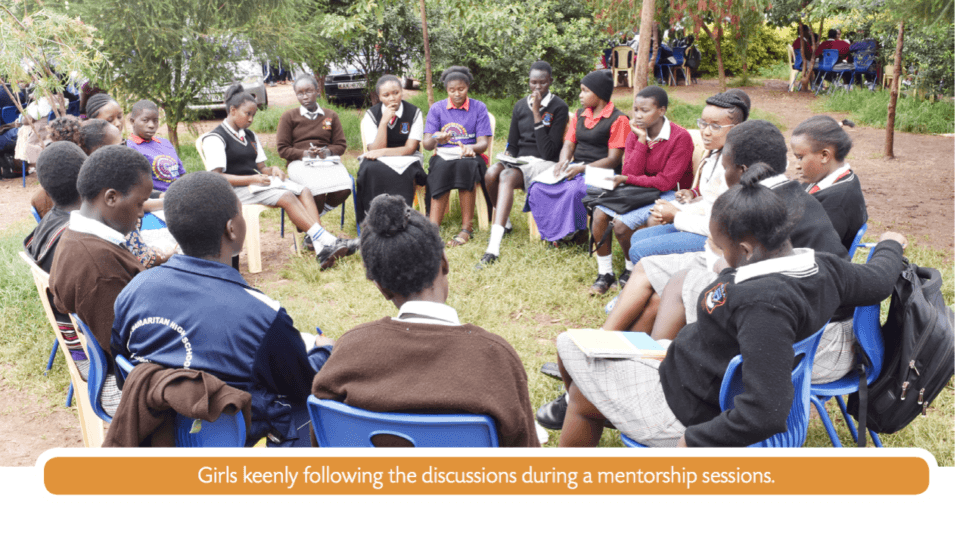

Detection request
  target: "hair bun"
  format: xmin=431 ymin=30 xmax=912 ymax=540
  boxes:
xmin=223 ymin=83 xmax=245 ymax=104
xmin=739 ymin=162 xmax=775 ymax=189
xmin=366 ymin=194 xmax=411 ymax=237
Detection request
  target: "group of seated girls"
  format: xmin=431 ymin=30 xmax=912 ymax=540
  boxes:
xmin=26 ymin=62 xmax=896 ymax=448
xmin=26 ymin=135 xmax=539 ymax=445
xmin=535 ymin=114 xmax=888 ymax=447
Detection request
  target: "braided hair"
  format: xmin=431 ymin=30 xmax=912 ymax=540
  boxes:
xmin=705 ymin=90 xmax=750 ymax=123
xmin=792 ymin=115 xmax=853 ymax=161
xmin=84 ymin=93 xmax=117 ymax=119
xmin=47 ymin=115 xmax=83 ymax=146
xmin=360 ymin=194 xmax=444 ymax=297
xmin=712 ymin=163 xmax=796 ymax=252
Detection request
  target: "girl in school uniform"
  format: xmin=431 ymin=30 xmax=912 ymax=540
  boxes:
xmin=525 ymin=70 xmax=630 ymax=282
xmin=422 ymin=66 xmax=493 ymax=247
xmin=276 ymin=74 xmax=353 ymax=234
xmin=202 ymin=83 xmax=358 ymax=269
xmin=554 ymin=164 xmax=907 ymax=448
xmin=356 ymin=75 xmax=427 ymax=226
xmin=790 ymin=115 xmax=867 ymax=252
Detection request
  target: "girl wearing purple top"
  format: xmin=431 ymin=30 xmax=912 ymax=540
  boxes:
xmin=125 ymin=99 xmax=187 ymax=192
xmin=423 ymin=66 xmax=493 ymax=247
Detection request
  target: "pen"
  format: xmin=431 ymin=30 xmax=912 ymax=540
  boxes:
xmin=315 ymin=326 xmax=323 ymax=336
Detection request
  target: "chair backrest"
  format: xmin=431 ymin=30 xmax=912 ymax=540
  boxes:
xmin=2 ymin=105 xmax=18 ymax=125
xmin=848 ymin=222 xmax=868 ymax=258
xmin=195 ymin=135 xmax=210 ymax=170
xmin=486 ymin=111 xmax=496 ymax=160
xmin=672 ymin=46 xmax=686 ymax=65
xmin=718 ymin=325 xmax=826 ymax=447
xmin=689 ymin=129 xmax=705 ymax=184
xmin=18 ymin=252 xmax=73 ymax=360
xmin=611 ymin=45 xmax=634 ymax=69
xmin=114 ymin=354 xmax=247 ymax=447
xmin=307 ymin=395 xmax=499 ymax=447
xmin=851 ymin=244 xmax=885 ymax=385
xmin=853 ymin=51 xmax=875 ymax=72
xmin=818 ymin=48 xmax=840 ymax=70
xmin=70 ymin=315 xmax=113 ymax=422
xmin=792 ymin=48 xmax=803 ymax=70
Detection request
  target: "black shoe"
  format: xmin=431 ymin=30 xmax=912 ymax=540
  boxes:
xmin=474 ymin=252 xmax=498 ymax=270
xmin=504 ymin=223 xmax=513 ymax=235
xmin=540 ymin=362 xmax=562 ymax=381
xmin=617 ymin=270 xmax=632 ymax=288
xmin=316 ymin=238 xmax=359 ymax=270
xmin=841 ymin=119 xmax=856 ymax=128
xmin=536 ymin=393 xmax=568 ymax=430
xmin=301 ymin=235 xmax=315 ymax=252
xmin=590 ymin=273 xmax=616 ymax=296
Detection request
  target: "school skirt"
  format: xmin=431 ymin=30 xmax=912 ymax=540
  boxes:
xmin=355 ymin=158 xmax=426 ymax=226
xmin=426 ymin=154 xmax=487 ymax=199
xmin=287 ymin=160 xmax=353 ymax=196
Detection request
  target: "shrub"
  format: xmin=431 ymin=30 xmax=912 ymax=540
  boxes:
xmin=695 ymin=23 xmax=792 ymax=78
xmin=418 ymin=0 xmax=605 ymax=105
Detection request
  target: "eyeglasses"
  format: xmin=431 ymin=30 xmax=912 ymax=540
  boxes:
xmin=696 ymin=118 xmax=736 ymax=131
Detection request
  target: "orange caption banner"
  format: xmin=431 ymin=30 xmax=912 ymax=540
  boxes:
xmin=45 ymin=456 xmax=928 ymax=496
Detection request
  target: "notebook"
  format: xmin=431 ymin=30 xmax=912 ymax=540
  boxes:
xmin=566 ymin=329 xmax=667 ymax=360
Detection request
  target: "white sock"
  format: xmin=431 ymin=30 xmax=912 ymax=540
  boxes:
xmin=307 ymin=223 xmax=337 ymax=247
xmin=625 ymin=260 xmax=635 ymax=272
xmin=318 ymin=203 xmax=335 ymax=218
xmin=597 ymin=255 xmax=614 ymax=276
xmin=506 ymin=217 xmax=513 ymax=230
xmin=564 ymin=393 xmax=570 ymax=403
xmin=486 ymin=225 xmax=505 ymax=257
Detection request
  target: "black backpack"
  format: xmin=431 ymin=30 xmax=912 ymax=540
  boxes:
xmin=847 ymin=258 xmax=955 ymax=444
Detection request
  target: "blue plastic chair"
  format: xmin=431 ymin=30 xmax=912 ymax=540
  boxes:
xmin=852 ymin=51 xmax=878 ymax=89
xmin=307 ymin=396 xmax=499 ymax=447
xmin=114 ymin=354 xmax=248 ymax=447
xmin=848 ymin=222 xmax=868 ymax=258
xmin=814 ymin=49 xmax=840 ymax=95
xmin=791 ymin=48 xmax=803 ymax=71
xmin=70 ymin=315 xmax=114 ymax=422
xmin=621 ymin=326 xmax=826 ymax=448
xmin=809 ymin=245 xmax=885 ymax=448
xmin=1 ymin=105 xmax=18 ymax=124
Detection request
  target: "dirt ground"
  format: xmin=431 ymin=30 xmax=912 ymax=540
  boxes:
xmin=0 ymin=79 xmax=954 ymax=464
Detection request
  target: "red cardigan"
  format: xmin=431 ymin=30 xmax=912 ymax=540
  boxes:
xmin=622 ymin=121 xmax=694 ymax=192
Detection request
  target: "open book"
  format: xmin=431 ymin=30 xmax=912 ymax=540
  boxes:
xmin=248 ymin=176 xmax=305 ymax=195
xmin=436 ymin=146 xmax=464 ymax=161
xmin=584 ymin=166 xmax=616 ymax=190
xmin=566 ymin=329 xmax=667 ymax=360
xmin=496 ymin=152 xmax=528 ymax=166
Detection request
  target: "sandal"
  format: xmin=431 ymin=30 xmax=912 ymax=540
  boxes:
xmin=447 ymin=228 xmax=473 ymax=247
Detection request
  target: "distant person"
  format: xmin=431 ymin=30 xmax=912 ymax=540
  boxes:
xmin=84 ymin=93 xmax=124 ymax=132
xmin=125 ymin=99 xmax=186 ymax=192
xmin=313 ymin=194 xmax=540 ymax=447
xmin=355 ymin=74 xmax=426 ymax=226
xmin=112 ymin=172 xmax=333 ymax=446
xmin=478 ymin=61 xmax=569 ymax=268
xmin=49 ymin=145 xmax=153 ymax=416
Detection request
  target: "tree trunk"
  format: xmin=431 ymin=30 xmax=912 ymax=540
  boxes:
xmin=633 ymin=0 xmax=656 ymax=89
xmin=419 ymin=0 xmax=434 ymax=105
xmin=168 ymin=120 xmax=180 ymax=154
xmin=703 ymin=21 xmax=725 ymax=92
xmin=884 ymin=21 xmax=905 ymax=160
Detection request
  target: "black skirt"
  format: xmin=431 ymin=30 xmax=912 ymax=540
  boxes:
xmin=355 ymin=159 xmax=426 ymax=226
xmin=426 ymin=154 xmax=488 ymax=199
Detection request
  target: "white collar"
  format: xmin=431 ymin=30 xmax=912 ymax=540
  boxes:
xmin=760 ymin=173 xmax=790 ymax=189
xmin=300 ymin=105 xmax=324 ymax=120
xmin=813 ymin=163 xmax=851 ymax=191
xmin=68 ymin=210 xmax=126 ymax=246
xmin=647 ymin=117 xmax=671 ymax=143
xmin=734 ymin=248 xmax=818 ymax=284
xmin=527 ymin=92 xmax=554 ymax=111
xmin=393 ymin=301 xmax=461 ymax=326
xmin=220 ymin=120 xmax=250 ymax=144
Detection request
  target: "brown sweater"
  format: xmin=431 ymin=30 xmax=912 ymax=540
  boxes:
xmin=312 ymin=318 xmax=540 ymax=447
xmin=276 ymin=107 xmax=347 ymax=165
xmin=103 ymin=362 xmax=252 ymax=447
xmin=49 ymin=228 xmax=145 ymax=355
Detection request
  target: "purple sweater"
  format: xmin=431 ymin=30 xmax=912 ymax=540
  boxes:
xmin=126 ymin=136 xmax=186 ymax=192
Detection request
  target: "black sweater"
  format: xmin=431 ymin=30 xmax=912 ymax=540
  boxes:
xmin=505 ymin=95 xmax=569 ymax=161
xmin=661 ymin=240 xmax=904 ymax=447
xmin=809 ymin=170 xmax=868 ymax=252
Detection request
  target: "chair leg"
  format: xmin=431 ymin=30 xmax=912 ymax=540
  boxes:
xmin=45 ymin=338 xmax=59 ymax=374
xmin=65 ymin=383 xmax=73 ymax=408
xmin=241 ymin=205 xmax=266 ymax=274
xmin=22 ymin=161 xmax=26 ymax=188
xmin=810 ymin=396 xmax=844 ymax=447
xmin=528 ymin=213 xmax=539 ymax=241
xmin=280 ymin=209 xmax=285 ymax=238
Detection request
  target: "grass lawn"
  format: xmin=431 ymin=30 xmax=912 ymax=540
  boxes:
xmin=1 ymin=89 xmax=953 ymax=463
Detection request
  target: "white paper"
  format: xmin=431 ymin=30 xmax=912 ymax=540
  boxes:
xmin=303 ymin=155 xmax=342 ymax=167
xmin=248 ymin=176 xmax=305 ymax=195
xmin=496 ymin=152 xmax=528 ymax=166
xmin=585 ymin=166 xmax=616 ymax=190
xmin=436 ymin=146 xmax=463 ymax=161
xmin=531 ymin=162 xmax=582 ymax=185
